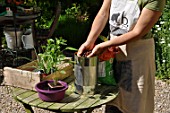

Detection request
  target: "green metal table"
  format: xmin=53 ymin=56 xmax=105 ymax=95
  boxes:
xmin=12 ymin=76 xmax=119 ymax=113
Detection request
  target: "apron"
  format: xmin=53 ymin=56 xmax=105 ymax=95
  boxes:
xmin=107 ymin=36 xmax=156 ymax=113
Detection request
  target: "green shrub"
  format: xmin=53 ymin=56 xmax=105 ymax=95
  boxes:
xmin=54 ymin=2 xmax=105 ymax=49
xmin=153 ymin=0 xmax=170 ymax=80
xmin=55 ymin=15 xmax=90 ymax=49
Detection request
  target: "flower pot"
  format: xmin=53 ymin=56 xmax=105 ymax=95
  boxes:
xmin=35 ymin=80 xmax=68 ymax=102
xmin=3 ymin=28 xmax=23 ymax=50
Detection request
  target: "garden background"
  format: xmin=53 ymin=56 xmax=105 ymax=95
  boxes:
xmin=0 ymin=0 xmax=169 ymax=113
xmin=0 ymin=0 xmax=169 ymax=80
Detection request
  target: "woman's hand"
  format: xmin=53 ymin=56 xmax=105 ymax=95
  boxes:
xmin=77 ymin=42 xmax=95 ymax=57
xmin=87 ymin=43 xmax=107 ymax=58
xmin=87 ymin=42 xmax=120 ymax=58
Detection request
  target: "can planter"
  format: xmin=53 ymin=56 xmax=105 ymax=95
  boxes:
xmin=35 ymin=80 xmax=68 ymax=102
xmin=3 ymin=28 xmax=23 ymax=50
xmin=74 ymin=53 xmax=98 ymax=95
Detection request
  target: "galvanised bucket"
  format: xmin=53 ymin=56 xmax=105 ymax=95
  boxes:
xmin=74 ymin=54 xmax=98 ymax=95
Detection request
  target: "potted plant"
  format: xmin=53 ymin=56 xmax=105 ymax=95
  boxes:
xmin=35 ymin=77 xmax=68 ymax=102
xmin=35 ymin=37 xmax=77 ymax=102
xmin=36 ymin=37 xmax=77 ymax=80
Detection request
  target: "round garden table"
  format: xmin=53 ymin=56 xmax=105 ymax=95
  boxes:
xmin=12 ymin=76 xmax=119 ymax=113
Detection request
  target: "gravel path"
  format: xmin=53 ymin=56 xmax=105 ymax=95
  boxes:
xmin=154 ymin=78 xmax=170 ymax=113
xmin=0 ymin=73 xmax=170 ymax=113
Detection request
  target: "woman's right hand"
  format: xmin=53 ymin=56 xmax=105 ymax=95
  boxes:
xmin=77 ymin=42 xmax=94 ymax=57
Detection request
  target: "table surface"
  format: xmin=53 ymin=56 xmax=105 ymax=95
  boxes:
xmin=12 ymin=76 xmax=119 ymax=112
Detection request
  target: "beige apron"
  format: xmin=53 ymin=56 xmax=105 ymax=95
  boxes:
xmin=108 ymin=37 xmax=155 ymax=113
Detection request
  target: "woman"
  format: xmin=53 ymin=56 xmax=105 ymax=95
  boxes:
xmin=77 ymin=0 xmax=166 ymax=113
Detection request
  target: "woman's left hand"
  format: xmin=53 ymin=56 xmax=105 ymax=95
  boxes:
xmin=87 ymin=42 xmax=120 ymax=58
xmin=87 ymin=43 xmax=107 ymax=58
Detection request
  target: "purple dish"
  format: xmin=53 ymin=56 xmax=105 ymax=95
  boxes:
xmin=35 ymin=80 xmax=68 ymax=102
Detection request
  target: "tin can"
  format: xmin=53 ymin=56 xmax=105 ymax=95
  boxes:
xmin=74 ymin=54 xmax=98 ymax=95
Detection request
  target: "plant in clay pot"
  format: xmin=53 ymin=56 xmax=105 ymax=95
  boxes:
xmin=36 ymin=37 xmax=77 ymax=80
xmin=35 ymin=37 xmax=77 ymax=102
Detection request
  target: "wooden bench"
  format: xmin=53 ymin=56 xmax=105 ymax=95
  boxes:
xmin=11 ymin=75 xmax=119 ymax=113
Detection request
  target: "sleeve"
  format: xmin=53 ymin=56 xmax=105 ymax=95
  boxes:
xmin=144 ymin=0 xmax=166 ymax=12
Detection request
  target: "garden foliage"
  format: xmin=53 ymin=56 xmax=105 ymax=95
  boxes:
xmin=2 ymin=0 xmax=169 ymax=80
xmin=153 ymin=0 xmax=170 ymax=79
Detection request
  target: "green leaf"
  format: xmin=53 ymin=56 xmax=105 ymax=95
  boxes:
xmin=65 ymin=47 xmax=78 ymax=51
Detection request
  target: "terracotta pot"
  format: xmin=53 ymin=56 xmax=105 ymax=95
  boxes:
xmin=35 ymin=80 xmax=68 ymax=102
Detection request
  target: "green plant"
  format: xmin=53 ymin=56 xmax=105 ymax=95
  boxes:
xmin=153 ymin=0 xmax=170 ymax=80
xmin=53 ymin=77 xmax=59 ymax=86
xmin=34 ymin=0 xmax=59 ymax=29
xmin=37 ymin=37 xmax=77 ymax=75
xmin=65 ymin=3 xmax=89 ymax=22
xmin=55 ymin=14 xmax=90 ymax=48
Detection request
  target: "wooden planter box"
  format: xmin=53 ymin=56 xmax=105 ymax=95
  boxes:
xmin=3 ymin=60 xmax=74 ymax=91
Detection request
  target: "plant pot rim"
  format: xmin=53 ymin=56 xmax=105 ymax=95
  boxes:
xmin=35 ymin=80 xmax=68 ymax=94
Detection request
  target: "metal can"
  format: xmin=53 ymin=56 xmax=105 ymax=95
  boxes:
xmin=74 ymin=54 xmax=98 ymax=95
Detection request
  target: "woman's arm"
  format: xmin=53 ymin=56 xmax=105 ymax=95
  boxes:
xmin=86 ymin=0 xmax=111 ymax=44
xmin=77 ymin=0 xmax=111 ymax=56
xmin=88 ymin=8 xmax=162 ymax=57
xmin=104 ymin=8 xmax=162 ymax=47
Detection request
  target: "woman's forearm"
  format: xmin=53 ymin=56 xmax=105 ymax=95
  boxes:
xmin=86 ymin=12 xmax=109 ymax=44
xmin=86 ymin=0 xmax=111 ymax=44
xmin=100 ymin=8 xmax=162 ymax=48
